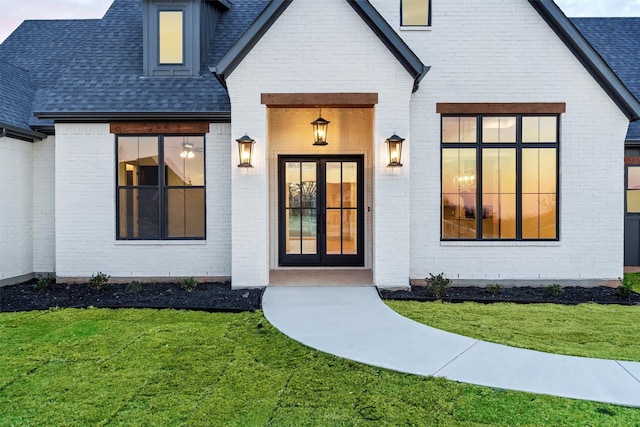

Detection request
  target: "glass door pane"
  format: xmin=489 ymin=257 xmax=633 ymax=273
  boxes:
xmin=325 ymin=161 xmax=359 ymax=255
xmin=285 ymin=162 xmax=317 ymax=254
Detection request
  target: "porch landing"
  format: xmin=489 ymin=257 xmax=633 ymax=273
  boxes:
xmin=269 ymin=269 xmax=373 ymax=287
xmin=262 ymin=286 xmax=640 ymax=407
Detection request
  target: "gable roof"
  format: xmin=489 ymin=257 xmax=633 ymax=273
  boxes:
xmin=213 ymin=0 xmax=430 ymax=93
xmin=571 ymin=17 xmax=640 ymax=142
xmin=528 ymin=0 xmax=640 ymax=122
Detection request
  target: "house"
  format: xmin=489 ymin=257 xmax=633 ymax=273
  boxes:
xmin=1 ymin=0 xmax=639 ymax=289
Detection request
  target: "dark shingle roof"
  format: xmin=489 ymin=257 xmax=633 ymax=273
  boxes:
xmin=0 ymin=61 xmax=36 ymax=129
xmin=572 ymin=18 xmax=640 ymax=141
xmin=0 ymin=0 xmax=269 ymax=125
xmin=3 ymin=0 xmax=640 ymax=138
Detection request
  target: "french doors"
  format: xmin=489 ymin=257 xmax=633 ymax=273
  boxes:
xmin=278 ymin=155 xmax=364 ymax=266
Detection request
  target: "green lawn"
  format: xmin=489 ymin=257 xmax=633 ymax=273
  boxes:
xmin=387 ymin=301 xmax=640 ymax=361
xmin=624 ymin=271 xmax=640 ymax=293
xmin=1 ymin=308 xmax=640 ymax=426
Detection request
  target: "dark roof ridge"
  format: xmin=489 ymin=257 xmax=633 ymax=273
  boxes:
xmin=529 ymin=0 xmax=640 ymax=121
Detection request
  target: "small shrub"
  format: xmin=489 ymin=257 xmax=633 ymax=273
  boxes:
xmin=425 ymin=273 xmax=451 ymax=301
xmin=547 ymin=284 xmax=563 ymax=297
xmin=88 ymin=272 xmax=110 ymax=290
xmin=36 ymin=274 xmax=54 ymax=290
xmin=486 ymin=284 xmax=502 ymax=296
xmin=617 ymin=277 xmax=633 ymax=300
xmin=181 ymin=277 xmax=198 ymax=293
xmin=129 ymin=280 xmax=143 ymax=294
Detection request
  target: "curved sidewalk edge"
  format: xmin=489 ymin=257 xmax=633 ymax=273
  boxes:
xmin=262 ymin=286 xmax=640 ymax=407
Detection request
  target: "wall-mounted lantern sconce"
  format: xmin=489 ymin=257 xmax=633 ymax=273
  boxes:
xmin=180 ymin=142 xmax=196 ymax=159
xmin=311 ymin=109 xmax=329 ymax=146
xmin=386 ymin=134 xmax=404 ymax=167
xmin=236 ymin=135 xmax=255 ymax=168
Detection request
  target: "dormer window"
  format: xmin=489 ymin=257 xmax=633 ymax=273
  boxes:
xmin=143 ymin=0 xmax=197 ymax=77
xmin=401 ymin=0 xmax=431 ymax=27
xmin=142 ymin=0 xmax=229 ymax=76
xmin=159 ymin=10 xmax=184 ymax=65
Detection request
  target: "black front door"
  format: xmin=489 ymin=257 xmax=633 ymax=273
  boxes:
xmin=279 ymin=155 xmax=364 ymax=266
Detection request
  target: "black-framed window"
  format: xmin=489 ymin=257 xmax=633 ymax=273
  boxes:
xmin=401 ymin=0 xmax=431 ymax=26
xmin=116 ymin=135 xmax=205 ymax=240
xmin=441 ymin=115 xmax=559 ymax=241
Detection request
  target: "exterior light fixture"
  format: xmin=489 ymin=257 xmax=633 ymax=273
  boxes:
xmin=311 ymin=109 xmax=329 ymax=146
xmin=386 ymin=134 xmax=404 ymax=167
xmin=180 ymin=142 xmax=196 ymax=159
xmin=236 ymin=134 xmax=255 ymax=168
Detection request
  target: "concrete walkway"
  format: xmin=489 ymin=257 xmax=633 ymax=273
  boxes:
xmin=262 ymin=286 xmax=640 ymax=407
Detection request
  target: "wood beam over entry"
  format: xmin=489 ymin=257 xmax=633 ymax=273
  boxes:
xmin=261 ymin=93 xmax=378 ymax=108
xmin=110 ymin=121 xmax=210 ymax=134
xmin=436 ymin=103 xmax=566 ymax=114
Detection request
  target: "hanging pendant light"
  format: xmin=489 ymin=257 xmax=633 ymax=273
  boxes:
xmin=180 ymin=141 xmax=195 ymax=159
xmin=311 ymin=109 xmax=329 ymax=146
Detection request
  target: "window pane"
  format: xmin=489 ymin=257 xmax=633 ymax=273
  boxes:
xmin=301 ymin=208 xmax=317 ymax=255
xmin=539 ymin=194 xmax=557 ymax=239
xmin=522 ymin=149 xmax=557 ymax=194
xmin=164 ymin=136 xmax=205 ymax=186
xmin=165 ymin=188 xmax=205 ymax=238
xmin=118 ymin=188 xmax=160 ymax=239
xmin=443 ymin=116 xmax=477 ymax=143
xmin=118 ymin=137 xmax=158 ymax=186
xmin=326 ymin=209 xmax=341 ymax=254
xmin=442 ymin=149 xmax=477 ymax=239
xmin=286 ymin=162 xmax=301 ymax=208
xmin=482 ymin=116 xmax=516 ymax=143
xmin=628 ymin=167 xmax=640 ymax=189
xmin=523 ymin=116 xmax=558 ymax=143
xmin=343 ymin=209 xmax=358 ymax=254
xmin=482 ymin=194 xmax=516 ymax=239
xmin=482 ymin=149 xmax=516 ymax=194
xmin=342 ymin=162 xmax=358 ymax=208
xmin=628 ymin=191 xmax=640 ymax=213
xmin=326 ymin=162 xmax=341 ymax=209
xmin=402 ymin=0 xmax=429 ymax=25
xmin=482 ymin=149 xmax=516 ymax=239
xmin=159 ymin=11 xmax=183 ymax=64
xmin=522 ymin=149 xmax=557 ymax=239
xmin=522 ymin=194 xmax=557 ymax=239
xmin=286 ymin=209 xmax=301 ymax=254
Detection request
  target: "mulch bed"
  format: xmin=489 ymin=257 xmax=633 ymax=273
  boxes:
xmin=2 ymin=280 xmax=638 ymax=313
xmin=379 ymin=285 xmax=640 ymax=305
xmin=0 ymin=281 xmax=262 ymax=313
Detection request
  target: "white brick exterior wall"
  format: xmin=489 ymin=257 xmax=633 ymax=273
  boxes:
xmin=224 ymin=0 xmax=628 ymax=287
xmin=33 ymin=136 xmax=56 ymax=274
xmin=0 ymin=136 xmax=34 ymax=284
xmin=54 ymin=123 xmax=231 ymax=281
xmin=369 ymin=0 xmax=628 ymax=282
xmin=226 ymin=0 xmax=414 ymax=288
xmin=8 ymin=0 xmax=627 ymax=288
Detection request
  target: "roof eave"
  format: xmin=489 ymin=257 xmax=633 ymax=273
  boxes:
xmin=347 ymin=0 xmax=429 ymax=93
xmin=0 ymin=122 xmax=47 ymax=142
xmin=529 ymin=0 xmax=640 ymax=121
xmin=34 ymin=111 xmax=232 ymax=123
